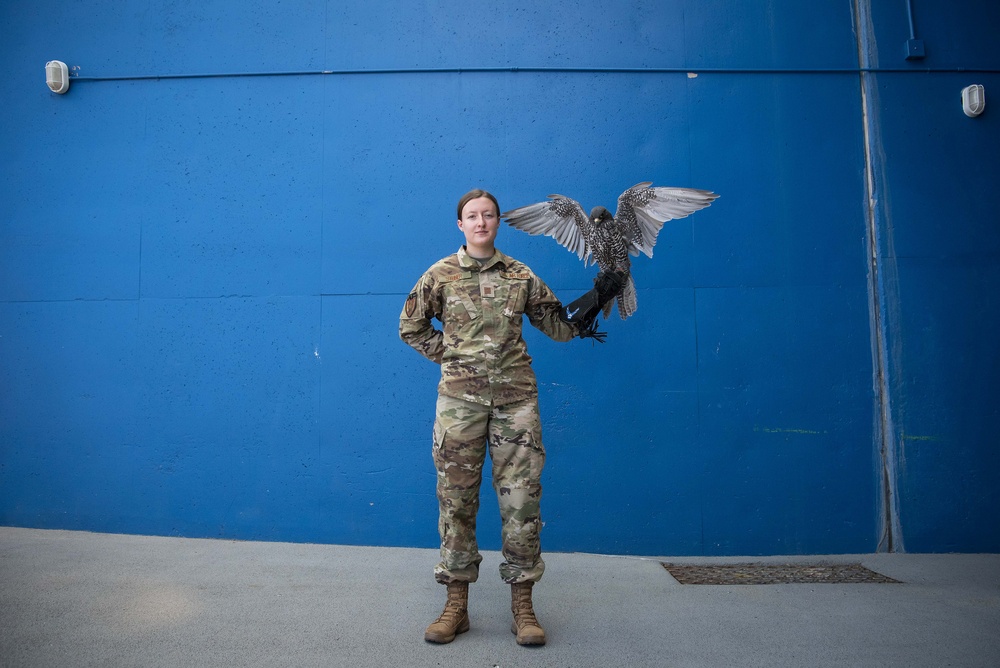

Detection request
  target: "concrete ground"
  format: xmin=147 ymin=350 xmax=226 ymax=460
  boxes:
xmin=1 ymin=526 xmax=998 ymax=667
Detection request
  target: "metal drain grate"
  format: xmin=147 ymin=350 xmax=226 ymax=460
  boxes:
xmin=661 ymin=562 xmax=900 ymax=585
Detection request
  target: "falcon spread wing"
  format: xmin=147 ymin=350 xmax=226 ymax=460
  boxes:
xmin=501 ymin=195 xmax=598 ymax=266
xmin=615 ymin=182 xmax=720 ymax=258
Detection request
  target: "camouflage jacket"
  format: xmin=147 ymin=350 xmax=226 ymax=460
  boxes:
xmin=400 ymin=246 xmax=578 ymax=406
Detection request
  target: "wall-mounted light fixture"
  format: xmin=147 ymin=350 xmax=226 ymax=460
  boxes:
xmin=45 ymin=60 xmax=69 ymax=94
xmin=962 ymin=84 xmax=986 ymax=118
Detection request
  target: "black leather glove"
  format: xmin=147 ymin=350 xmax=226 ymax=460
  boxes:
xmin=561 ymin=269 xmax=628 ymax=343
xmin=594 ymin=269 xmax=627 ymax=309
xmin=577 ymin=316 xmax=607 ymax=343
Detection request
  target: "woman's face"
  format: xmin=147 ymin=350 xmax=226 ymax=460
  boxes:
xmin=458 ymin=196 xmax=500 ymax=253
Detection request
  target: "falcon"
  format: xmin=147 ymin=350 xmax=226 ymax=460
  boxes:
xmin=502 ymin=182 xmax=719 ymax=319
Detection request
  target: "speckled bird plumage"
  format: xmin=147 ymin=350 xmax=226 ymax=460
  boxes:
xmin=502 ymin=182 xmax=719 ymax=319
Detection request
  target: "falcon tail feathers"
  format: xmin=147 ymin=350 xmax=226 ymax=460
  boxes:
xmin=617 ymin=273 xmax=638 ymax=320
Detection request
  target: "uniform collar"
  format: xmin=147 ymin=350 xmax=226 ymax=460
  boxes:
xmin=458 ymin=246 xmax=510 ymax=272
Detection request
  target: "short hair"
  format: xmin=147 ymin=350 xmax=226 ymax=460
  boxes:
xmin=456 ymin=189 xmax=500 ymax=220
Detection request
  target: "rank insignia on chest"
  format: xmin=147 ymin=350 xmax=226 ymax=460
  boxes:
xmin=482 ymin=285 xmax=495 ymax=298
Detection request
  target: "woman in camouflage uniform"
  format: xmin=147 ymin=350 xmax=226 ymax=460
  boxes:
xmin=400 ymin=189 xmax=618 ymax=646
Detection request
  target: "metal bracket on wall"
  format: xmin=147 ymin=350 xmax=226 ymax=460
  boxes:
xmin=904 ymin=0 xmax=926 ymax=60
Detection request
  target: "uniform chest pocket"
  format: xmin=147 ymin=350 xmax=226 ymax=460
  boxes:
xmin=440 ymin=277 xmax=480 ymax=326
xmin=501 ymin=279 xmax=530 ymax=318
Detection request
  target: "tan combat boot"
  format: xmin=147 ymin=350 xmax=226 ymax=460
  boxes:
xmin=510 ymin=581 xmax=546 ymax=645
xmin=424 ymin=581 xmax=470 ymax=643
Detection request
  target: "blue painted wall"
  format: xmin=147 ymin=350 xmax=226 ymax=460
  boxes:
xmin=1 ymin=1 xmax=997 ymax=555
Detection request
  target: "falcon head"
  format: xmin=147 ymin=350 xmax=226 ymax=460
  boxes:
xmin=590 ymin=206 xmax=614 ymax=226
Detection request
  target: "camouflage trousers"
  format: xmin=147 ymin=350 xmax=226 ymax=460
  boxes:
xmin=432 ymin=393 xmax=546 ymax=585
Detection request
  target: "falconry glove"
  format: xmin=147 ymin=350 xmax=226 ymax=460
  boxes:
xmin=594 ymin=269 xmax=627 ymax=305
xmin=561 ymin=270 xmax=628 ymax=343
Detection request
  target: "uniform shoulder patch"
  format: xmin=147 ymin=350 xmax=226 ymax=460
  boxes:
xmin=404 ymin=291 xmax=417 ymax=317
